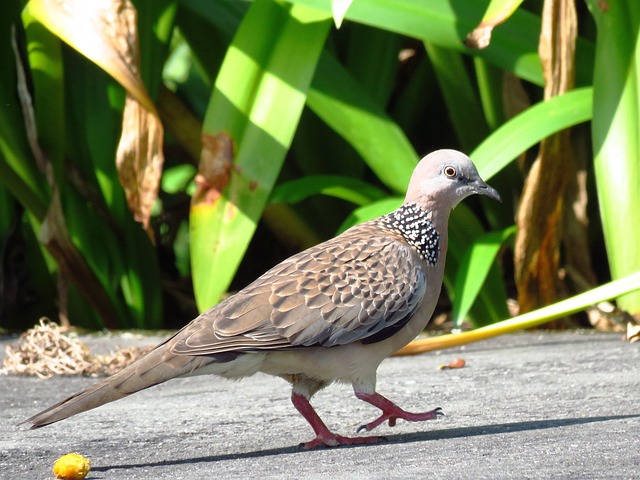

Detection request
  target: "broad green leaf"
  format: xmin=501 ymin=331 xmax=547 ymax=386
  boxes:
xmin=308 ymin=51 xmax=418 ymax=193
xmin=474 ymin=57 xmax=506 ymax=130
xmin=345 ymin=24 xmax=401 ymax=107
xmin=63 ymin=52 xmax=162 ymax=329
xmin=452 ymin=225 xmax=516 ymax=328
xmin=270 ymin=175 xmax=387 ymax=206
xmin=331 ymin=0 xmax=352 ymax=28
xmin=162 ymin=164 xmax=197 ymax=194
xmin=337 ymin=197 xmax=403 ymax=232
xmin=471 ymin=87 xmax=593 ymax=180
xmin=285 ymin=0 xmax=595 ymax=87
xmin=23 ymin=12 xmax=65 ymax=173
xmin=424 ymin=42 xmax=489 ymax=151
xmin=587 ymin=0 xmax=640 ymax=314
xmin=447 ymin=205 xmax=509 ymax=326
xmin=0 ymin=2 xmax=48 ymax=219
xmin=285 ymin=0 xmax=540 ymax=83
xmin=190 ymin=0 xmax=331 ymax=310
xmin=481 ymin=0 xmax=525 ymax=22
xmin=134 ymin=0 xmax=177 ymax=99
xmin=177 ymin=0 xmax=247 ymax=85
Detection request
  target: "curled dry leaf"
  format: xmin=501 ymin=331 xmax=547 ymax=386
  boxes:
xmin=438 ymin=358 xmax=466 ymax=370
xmin=116 ymin=96 xmax=164 ymax=231
xmin=29 ymin=0 xmax=165 ymax=232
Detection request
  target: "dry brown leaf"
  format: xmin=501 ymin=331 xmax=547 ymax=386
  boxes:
xmin=116 ymin=96 xmax=164 ymax=231
xmin=29 ymin=0 xmax=165 ymax=232
xmin=514 ymin=0 xmax=579 ymax=315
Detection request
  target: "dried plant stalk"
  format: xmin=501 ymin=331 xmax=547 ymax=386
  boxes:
xmin=2 ymin=319 xmax=152 ymax=378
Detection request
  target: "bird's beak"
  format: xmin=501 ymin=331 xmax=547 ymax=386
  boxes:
xmin=472 ymin=180 xmax=501 ymax=202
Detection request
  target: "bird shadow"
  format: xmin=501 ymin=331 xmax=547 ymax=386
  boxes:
xmin=92 ymin=414 xmax=640 ymax=472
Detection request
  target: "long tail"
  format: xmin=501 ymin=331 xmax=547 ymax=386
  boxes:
xmin=21 ymin=341 xmax=210 ymax=429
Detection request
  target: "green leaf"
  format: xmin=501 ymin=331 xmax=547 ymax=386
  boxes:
xmin=447 ymin=205 xmax=509 ymax=326
xmin=190 ymin=0 xmax=331 ymax=310
xmin=344 ymin=24 xmax=401 ymax=107
xmin=471 ymin=87 xmax=593 ymax=180
xmin=270 ymin=175 xmax=387 ymax=206
xmin=452 ymin=225 xmax=515 ymax=328
xmin=286 ymin=0 xmax=542 ymax=84
xmin=162 ymin=164 xmax=196 ymax=194
xmin=587 ymin=0 xmax=640 ymax=314
xmin=308 ymin=51 xmax=418 ymax=193
xmin=337 ymin=197 xmax=403 ymax=232
xmin=331 ymin=0 xmax=352 ymax=28
xmin=0 ymin=2 xmax=49 ymax=219
xmin=479 ymin=0 xmax=525 ymax=23
xmin=424 ymin=42 xmax=489 ymax=151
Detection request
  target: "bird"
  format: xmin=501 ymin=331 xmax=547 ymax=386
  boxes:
xmin=22 ymin=149 xmax=500 ymax=449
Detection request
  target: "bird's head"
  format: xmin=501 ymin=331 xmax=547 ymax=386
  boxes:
xmin=405 ymin=149 xmax=501 ymax=212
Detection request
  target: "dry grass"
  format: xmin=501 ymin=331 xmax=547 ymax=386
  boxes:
xmin=2 ymin=318 xmax=152 ymax=378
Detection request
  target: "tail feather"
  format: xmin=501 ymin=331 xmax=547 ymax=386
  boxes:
xmin=21 ymin=343 xmax=210 ymax=428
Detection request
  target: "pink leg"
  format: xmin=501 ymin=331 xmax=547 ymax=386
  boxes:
xmin=355 ymin=391 xmax=444 ymax=432
xmin=291 ymin=393 xmax=382 ymax=449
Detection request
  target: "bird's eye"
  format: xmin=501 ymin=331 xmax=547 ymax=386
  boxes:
xmin=443 ymin=165 xmax=457 ymax=178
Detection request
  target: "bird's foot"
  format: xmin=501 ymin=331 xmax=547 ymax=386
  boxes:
xmin=292 ymin=392 xmax=386 ymax=450
xmin=355 ymin=392 xmax=444 ymax=433
xmin=301 ymin=433 xmax=384 ymax=450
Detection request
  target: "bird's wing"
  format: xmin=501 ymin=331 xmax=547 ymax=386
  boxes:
xmin=171 ymin=225 xmax=427 ymax=356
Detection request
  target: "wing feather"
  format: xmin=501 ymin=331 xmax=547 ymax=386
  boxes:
xmin=170 ymin=223 xmax=427 ymax=356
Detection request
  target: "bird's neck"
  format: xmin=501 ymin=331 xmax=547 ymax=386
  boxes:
xmin=380 ymin=202 xmax=450 ymax=267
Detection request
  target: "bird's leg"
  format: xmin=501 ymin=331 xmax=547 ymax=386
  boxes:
xmin=355 ymin=391 xmax=444 ymax=433
xmin=291 ymin=393 xmax=382 ymax=449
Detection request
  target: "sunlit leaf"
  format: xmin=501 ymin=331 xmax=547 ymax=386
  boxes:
xmin=331 ymin=0 xmax=352 ymax=28
xmin=162 ymin=164 xmax=197 ymax=194
xmin=586 ymin=0 xmax=640 ymax=314
xmin=471 ymin=87 xmax=593 ymax=180
xmin=452 ymin=225 xmax=516 ymax=328
xmin=190 ymin=0 xmax=331 ymax=310
xmin=308 ymin=52 xmax=418 ymax=193
xmin=337 ymin=197 xmax=403 ymax=232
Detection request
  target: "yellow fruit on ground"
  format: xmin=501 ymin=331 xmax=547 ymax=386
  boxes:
xmin=52 ymin=453 xmax=91 ymax=480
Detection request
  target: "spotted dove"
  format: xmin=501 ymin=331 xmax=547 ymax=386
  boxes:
xmin=22 ymin=149 xmax=500 ymax=448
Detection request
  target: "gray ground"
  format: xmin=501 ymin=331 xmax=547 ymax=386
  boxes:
xmin=1 ymin=331 xmax=639 ymax=479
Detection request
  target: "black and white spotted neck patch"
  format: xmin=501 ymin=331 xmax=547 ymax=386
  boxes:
xmin=380 ymin=202 xmax=440 ymax=265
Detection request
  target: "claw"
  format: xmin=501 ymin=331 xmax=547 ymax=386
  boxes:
xmin=354 ymin=392 xmax=444 ymax=433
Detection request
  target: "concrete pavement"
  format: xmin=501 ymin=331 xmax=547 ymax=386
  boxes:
xmin=1 ymin=331 xmax=639 ymax=479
